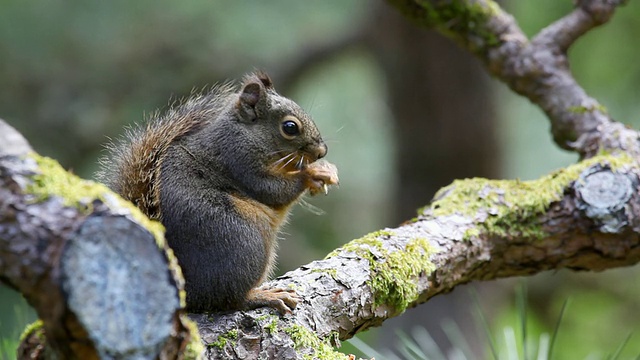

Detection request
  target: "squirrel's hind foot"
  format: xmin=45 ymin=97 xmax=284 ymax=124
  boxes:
xmin=246 ymin=287 xmax=300 ymax=315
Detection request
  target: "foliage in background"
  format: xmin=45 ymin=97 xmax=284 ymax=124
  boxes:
xmin=348 ymin=282 xmax=639 ymax=359
xmin=0 ymin=0 xmax=639 ymax=357
xmin=0 ymin=294 xmax=36 ymax=359
xmin=500 ymin=0 xmax=640 ymax=180
xmin=497 ymin=2 xmax=640 ymax=358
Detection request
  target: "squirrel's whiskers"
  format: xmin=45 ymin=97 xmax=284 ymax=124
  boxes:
xmin=271 ymin=152 xmax=295 ymax=167
xmin=278 ymin=153 xmax=299 ymax=172
xmin=296 ymin=155 xmax=305 ymax=171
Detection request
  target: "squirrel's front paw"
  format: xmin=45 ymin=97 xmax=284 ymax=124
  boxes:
xmin=245 ymin=287 xmax=300 ymax=315
xmin=304 ymin=159 xmax=339 ymax=196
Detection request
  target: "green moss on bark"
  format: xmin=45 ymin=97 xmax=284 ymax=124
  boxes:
xmin=24 ymin=154 xmax=187 ymax=307
xmin=209 ymin=328 xmax=239 ymax=349
xmin=388 ymin=0 xmax=502 ymax=51
xmin=25 ymin=154 xmax=166 ymax=244
xmin=327 ymin=231 xmax=437 ymax=314
xmin=284 ymin=324 xmax=348 ymax=360
xmin=427 ymin=154 xmax=634 ymax=240
xmin=19 ymin=320 xmax=44 ymax=342
xmin=255 ymin=314 xmax=280 ymax=334
xmin=568 ymin=104 xmax=607 ymax=114
xmin=181 ymin=315 xmax=205 ymax=359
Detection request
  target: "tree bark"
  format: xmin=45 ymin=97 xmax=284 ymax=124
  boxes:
xmin=193 ymin=153 xmax=640 ymax=359
xmin=2 ymin=0 xmax=638 ymax=359
xmin=0 ymin=121 xmax=199 ymax=359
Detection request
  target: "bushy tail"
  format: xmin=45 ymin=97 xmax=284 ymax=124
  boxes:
xmin=96 ymin=83 xmax=234 ymax=219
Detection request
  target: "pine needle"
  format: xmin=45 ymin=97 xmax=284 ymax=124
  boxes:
xmin=548 ymin=299 xmax=569 ymax=360
xmin=470 ymin=288 xmax=499 ymax=360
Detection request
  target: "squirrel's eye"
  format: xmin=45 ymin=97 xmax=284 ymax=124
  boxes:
xmin=282 ymin=121 xmax=299 ymax=135
xmin=280 ymin=117 xmax=301 ymax=139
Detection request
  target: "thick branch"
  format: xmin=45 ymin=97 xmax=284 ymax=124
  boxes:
xmin=196 ymin=154 xmax=640 ymax=359
xmin=385 ymin=0 xmax=637 ymax=158
xmin=6 ymin=120 xmax=639 ymax=359
xmin=0 ymin=120 xmax=198 ymax=359
xmin=2 ymin=3 xmax=639 ymax=358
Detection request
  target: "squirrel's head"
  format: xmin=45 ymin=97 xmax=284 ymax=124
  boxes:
xmin=235 ymin=71 xmax=327 ymax=172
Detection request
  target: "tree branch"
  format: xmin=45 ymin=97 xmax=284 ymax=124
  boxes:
xmin=195 ymin=154 xmax=640 ymax=359
xmin=0 ymin=120 xmax=200 ymax=359
xmin=3 ymin=1 xmax=640 ymax=359
xmin=534 ymin=0 xmax=624 ymax=50
xmin=6 ymin=116 xmax=639 ymax=359
xmin=385 ymin=0 xmax=636 ymax=158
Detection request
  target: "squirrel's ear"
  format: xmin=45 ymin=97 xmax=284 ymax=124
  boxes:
xmin=237 ymin=71 xmax=273 ymax=122
xmin=254 ymin=70 xmax=274 ymax=89
xmin=238 ymin=81 xmax=265 ymax=122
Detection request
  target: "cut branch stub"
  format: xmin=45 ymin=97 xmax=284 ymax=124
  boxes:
xmin=0 ymin=119 xmax=198 ymax=359
xmin=61 ymin=215 xmax=181 ymax=358
xmin=574 ymin=165 xmax=638 ymax=233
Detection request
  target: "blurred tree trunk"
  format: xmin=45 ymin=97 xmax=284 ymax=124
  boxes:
xmin=367 ymin=5 xmax=500 ymax=354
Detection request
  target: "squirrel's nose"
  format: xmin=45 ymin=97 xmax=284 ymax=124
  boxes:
xmin=314 ymin=142 xmax=327 ymax=160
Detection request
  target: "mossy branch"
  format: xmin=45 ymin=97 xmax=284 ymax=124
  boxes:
xmin=195 ymin=153 xmax=640 ymax=359
xmin=385 ymin=0 xmax=636 ymax=158
xmin=3 ymin=1 xmax=640 ymax=359
xmin=4 ymin=123 xmax=639 ymax=359
xmin=0 ymin=121 xmax=200 ymax=359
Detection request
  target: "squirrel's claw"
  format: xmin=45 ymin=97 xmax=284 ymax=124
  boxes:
xmin=305 ymin=159 xmax=339 ymax=196
xmin=246 ymin=287 xmax=300 ymax=315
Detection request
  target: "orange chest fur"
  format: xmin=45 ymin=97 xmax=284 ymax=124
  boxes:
xmin=228 ymin=194 xmax=292 ymax=249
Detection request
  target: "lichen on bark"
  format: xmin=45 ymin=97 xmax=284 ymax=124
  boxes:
xmin=23 ymin=153 xmax=188 ymax=306
xmin=425 ymin=153 xmax=636 ymax=240
xmin=327 ymin=230 xmax=438 ymax=314
xmin=26 ymin=153 xmax=166 ymax=246
xmin=386 ymin=0 xmax=503 ymax=52
xmin=284 ymin=324 xmax=348 ymax=360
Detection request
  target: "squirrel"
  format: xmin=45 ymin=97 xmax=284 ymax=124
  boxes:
xmin=97 ymin=71 xmax=338 ymax=314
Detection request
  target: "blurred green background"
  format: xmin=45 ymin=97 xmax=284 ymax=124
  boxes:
xmin=1 ymin=1 xmax=639 ymax=359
